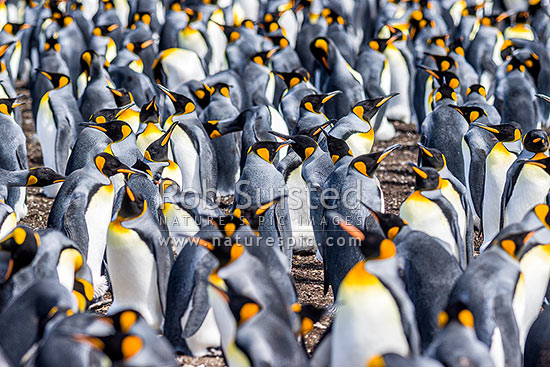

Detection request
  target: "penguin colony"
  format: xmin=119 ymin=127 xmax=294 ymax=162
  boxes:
xmin=1 ymin=0 xmax=550 ymax=366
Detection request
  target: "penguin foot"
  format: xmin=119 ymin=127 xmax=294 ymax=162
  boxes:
xmin=93 ymin=276 xmax=109 ymax=299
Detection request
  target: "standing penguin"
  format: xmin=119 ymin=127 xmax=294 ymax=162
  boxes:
xmin=0 ymin=98 xmax=26 ymax=220
xmin=36 ymin=70 xmax=82 ymax=198
xmin=473 ymin=123 xmax=522 ymax=246
xmin=400 ymin=164 xmax=467 ymax=269
xmin=107 ymin=186 xmax=173 ymax=330
xmin=157 ymin=85 xmax=217 ymax=201
xmin=48 ymin=153 xmax=137 ymax=298
xmin=309 ymin=36 xmax=365 ymax=119
xmin=330 ymin=229 xmax=420 ymax=366
xmin=200 ymin=83 xmax=241 ymax=197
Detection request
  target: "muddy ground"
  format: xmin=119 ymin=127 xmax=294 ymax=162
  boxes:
xmin=18 ymin=82 xmax=425 ymax=366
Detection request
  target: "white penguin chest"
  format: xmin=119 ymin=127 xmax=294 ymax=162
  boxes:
xmin=36 ymin=93 xmax=58 ymax=170
xmin=171 ymin=128 xmax=201 ymax=191
xmin=505 ymin=165 xmax=550 ymax=226
xmin=287 ymin=166 xmax=314 ymax=251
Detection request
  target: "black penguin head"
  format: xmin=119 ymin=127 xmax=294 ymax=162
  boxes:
xmin=421 ymin=67 xmax=460 ymax=89
xmin=466 ymin=84 xmax=487 ymax=99
xmin=189 ymin=82 xmax=211 ymax=109
xmin=462 ymin=3 xmax=484 ymax=17
xmin=450 ymin=105 xmax=487 ymax=124
xmin=79 ymin=50 xmax=96 ymax=75
xmin=300 ymin=91 xmax=341 ymax=114
xmin=250 ymin=50 xmax=274 ymax=66
xmin=78 ymin=328 xmax=144 ymax=362
xmin=472 ymin=122 xmax=522 ymax=142
xmin=321 ymin=8 xmax=346 ymax=26
xmin=156 ymin=84 xmax=195 ymax=115
xmin=533 ymin=204 xmax=550 ymax=230
xmin=94 ymin=153 xmax=137 ymax=177
xmin=204 ymin=120 xmax=223 ymax=139
xmin=332 ymin=222 xmax=397 ymax=260
xmin=425 ymin=52 xmax=456 ymax=72
xmin=368 ymin=37 xmax=397 ymax=53
xmin=310 ymin=37 xmax=331 ymax=71
xmin=295 ymin=304 xmax=325 ymax=336
xmin=298 ymin=120 xmax=332 ymax=139
xmin=125 ymin=39 xmax=154 ymax=55
xmin=72 ymin=261 xmax=93 ymax=312
xmin=495 ymin=230 xmax=537 ymax=260
xmin=26 ymin=167 xmax=65 ymax=186
xmin=323 ymin=130 xmax=353 ymax=164
xmin=130 ymin=11 xmax=153 ymax=29
xmin=206 ymin=83 xmax=231 ymax=99
xmin=139 ymin=97 xmax=159 ymax=124
xmin=226 ymin=292 xmax=262 ymax=327
xmin=448 ymin=37 xmax=465 ymax=56
xmin=438 ymin=302 xmax=475 ymax=329
xmin=92 ymin=23 xmax=119 ymax=37
xmin=234 ymin=197 xmax=281 ymax=231
xmin=248 ymin=141 xmax=290 ymax=163
xmin=523 ymin=129 xmax=549 ymax=153
xmin=427 ymin=35 xmax=449 ymax=50
xmin=89 ymin=105 xmax=131 ymax=123
xmin=107 ymin=87 xmax=134 ymax=107
xmin=0 ymin=226 xmax=39 ymax=281
xmin=418 ymin=143 xmax=446 ymax=171
xmin=276 ymin=71 xmax=309 ymax=90
xmin=219 ymin=24 xmax=242 ymax=44
xmin=144 ymin=122 xmax=178 ymax=162
xmin=117 ymin=186 xmax=147 ymax=220
xmin=288 ymin=135 xmax=319 ymax=161
xmin=265 ymin=33 xmax=290 ymax=49
xmin=0 ymin=97 xmax=23 ymax=115
xmin=433 ymin=85 xmax=457 ymax=104
xmin=352 ymin=94 xmax=399 ymax=123
xmin=409 ymin=164 xmax=441 ymax=191
xmin=81 ymin=120 xmax=133 ymax=142
xmin=44 ymin=33 xmax=61 ymax=52
xmin=37 ymin=69 xmax=70 ymax=89
xmin=506 ymin=55 xmax=527 ymax=73
xmin=2 ymin=23 xmax=30 ymax=36
xmin=408 ymin=11 xmax=435 ymax=39
xmin=361 ymin=203 xmax=407 ymax=240
xmin=516 ymin=10 xmax=530 ymax=24
xmin=350 ymin=144 xmax=400 ymax=177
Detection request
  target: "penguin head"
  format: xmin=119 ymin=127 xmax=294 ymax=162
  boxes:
xmin=2 ymin=23 xmax=30 ymax=36
xmin=358 ymin=232 xmax=397 ymax=260
xmin=450 ymin=105 xmax=487 ymax=124
xmin=466 ymin=84 xmax=487 ymax=100
xmin=226 ymin=293 xmax=262 ymax=327
xmin=472 ymin=122 xmax=522 ymax=142
xmin=462 ymin=3 xmax=484 ymax=17
xmin=350 ymin=144 xmax=401 ymax=177
xmin=79 ymin=50 xmax=96 ymax=76
xmin=505 ymin=55 xmax=529 ymax=74
xmin=37 ymin=69 xmax=70 ymax=89
xmin=448 ymin=37 xmax=465 ymax=57
xmin=234 ymin=196 xmax=282 ymax=231
xmin=409 ymin=164 xmax=441 ymax=191
xmin=139 ymin=97 xmax=159 ymax=124
xmin=125 ymin=39 xmax=154 ymax=55
xmin=78 ymin=328 xmax=145 ymax=363
xmin=117 ymin=186 xmax=147 ymax=221
xmin=89 ymin=105 xmax=132 ymax=123
xmin=265 ymin=32 xmax=290 ymax=49
xmin=81 ymin=120 xmax=133 ymax=142
xmin=248 ymin=141 xmax=291 ymax=163
xmin=100 ymin=0 xmax=116 ymax=11
xmin=295 ymin=304 xmax=325 ymax=336
xmin=0 ymin=97 xmax=23 ymax=115
xmin=26 ymin=167 xmax=65 ymax=186
xmin=285 ymin=134 xmax=319 ymax=161
xmin=276 ymin=70 xmax=309 ymax=90
xmin=206 ymin=83 xmax=232 ymax=99
xmin=299 ymin=120 xmax=332 ymax=140
xmin=94 ymin=153 xmax=137 ymax=177
xmin=130 ymin=12 xmax=153 ymax=30
xmin=300 ymin=91 xmax=341 ymax=114
xmin=533 ymin=204 xmax=550 ymax=230
xmin=421 ymin=67 xmax=460 ymax=90
xmin=156 ymin=84 xmax=195 ymax=115
xmin=368 ymin=37 xmax=397 ymax=54
xmin=72 ymin=261 xmax=93 ymax=312
xmin=361 ymin=203 xmax=407 ymax=240
xmin=92 ymin=23 xmax=119 ymax=38
xmin=425 ymin=53 xmax=457 ymax=72
xmin=408 ymin=11 xmax=435 ymax=40
xmin=0 ymin=226 xmax=39 ymax=281
xmin=495 ymin=230 xmax=538 ymax=259
xmin=523 ymin=129 xmax=549 ymax=153
xmin=418 ymin=143 xmax=446 ymax=171
xmin=204 ymin=120 xmax=223 ymax=139
xmin=427 ymin=35 xmax=449 ymax=51
xmin=433 ymin=85 xmax=457 ymax=104
xmin=438 ymin=302 xmax=475 ymax=329
xmin=144 ymin=122 xmax=178 ymax=162
xmin=322 ymin=130 xmax=353 ymax=164
xmin=250 ymin=50 xmax=274 ymax=66
xmin=310 ymin=37 xmax=331 ymax=71
xmin=321 ymin=8 xmax=346 ymax=26
xmin=529 ymin=0 xmax=543 ymax=12
xmin=188 ymin=82 xmax=211 ymax=109
xmin=107 ymin=87 xmax=134 ymax=107
xmin=352 ymin=94 xmax=399 ymax=123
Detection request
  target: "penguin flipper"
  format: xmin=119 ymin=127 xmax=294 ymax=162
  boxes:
xmin=63 ymin=194 xmax=89 ymax=254
xmin=15 ymin=145 xmax=27 ymax=170
xmin=152 ymin=237 xmax=175 ymax=314
xmin=493 ymin=293 xmax=522 ymax=366
xmin=182 ymin=254 xmax=217 ymax=338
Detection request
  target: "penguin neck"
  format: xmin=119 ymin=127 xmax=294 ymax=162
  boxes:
xmin=341 ymin=260 xmax=380 ymax=289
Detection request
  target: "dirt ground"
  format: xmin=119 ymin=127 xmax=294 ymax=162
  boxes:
xmin=18 ymin=82 xmax=421 ymax=366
